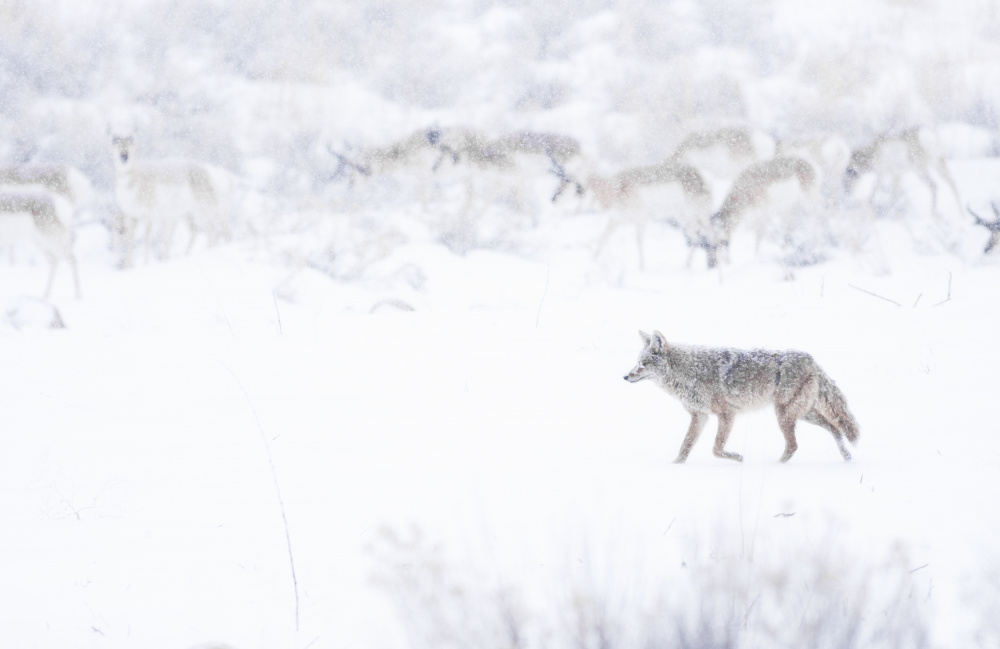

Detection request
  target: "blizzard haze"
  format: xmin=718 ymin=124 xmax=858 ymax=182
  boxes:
xmin=2 ymin=1 xmax=1000 ymax=649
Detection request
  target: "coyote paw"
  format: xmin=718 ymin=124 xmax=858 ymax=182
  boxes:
xmin=672 ymin=456 xmax=688 ymax=464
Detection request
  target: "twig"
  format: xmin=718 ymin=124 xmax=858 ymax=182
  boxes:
xmin=912 ymin=293 xmax=922 ymax=308
xmin=773 ymin=512 xmax=795 ymax=518
xmin=535 ymin=263 xmax=550 ymax=329
xmin=272 ymin=291 xmax=283 ymax=335
xmin=848 ymin=284 xmax=902 ymax=307
xmin=199 ymin=263 xmax=235 ymax=336
xmin=933 ymin=271 xmax=952 ymax=307
xmin=221 ymin=362 xmax=300 ymax=632
xmin=909 ymin=563 xmax=929 ymax=574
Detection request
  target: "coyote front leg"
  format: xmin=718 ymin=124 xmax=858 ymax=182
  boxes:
xmin=712 ymin=411 xmax=743 ymax=462
xmin=674 ymin=411 xmax=708 ymax=463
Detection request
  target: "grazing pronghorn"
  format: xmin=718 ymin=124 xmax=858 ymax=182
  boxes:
xmin=426 ymin=129 xmax=584 ymax=248
xmin=669 ymin=127 xmax=776 ymax=179
xmin=337 ymin=127 xmax=583 ymax=198
xmin=430 ymin=129 xmax=583 ymax=199
xmin=968 ymin=203 xmax=1000 ymax=254
xmin=702 ymin=156 xmax=817 ymax=268
xmin=774 ymin=134 xmax=851 ymax=206
xmin=110 ymin=135 xmax=230 ymax=264
xmin=339 ymin=128 xmax=444 ymax=177
xmin=0 ymin=191 xmax=80 ymax=298
xmin=0 ymin=165 xmax=94 ymax=221
xmin=589 ymin=160 xmax=713 ymax=270
xmin=842 ymin=128 xmax=962 ymax=220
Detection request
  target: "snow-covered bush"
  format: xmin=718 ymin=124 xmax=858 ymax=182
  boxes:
xmin=369 ymin=525 xmax=933 ymax=649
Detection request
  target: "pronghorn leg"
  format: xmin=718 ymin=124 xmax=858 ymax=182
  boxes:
xmin=143 ymin=219 xmax=154 ymax=264
xmin=635 ymin=220 xmax=646 ymax=271
xmin=42 ymin=253 xmax=58 ymax=300
xmin=914 ymin=166 xmax=941 ymax=219
xmin=593 ymin=216 xmax=620 ymax=260
xmin=184 ymin=214 xmax=198 ymax=255
xmin=68 ymin=253 xmax=81 ymax=298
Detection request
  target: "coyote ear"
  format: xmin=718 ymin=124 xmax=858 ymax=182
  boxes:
xmin=639 ymin=330 xmax=652 ymax=345
xmin=650 ymin=330 xmax=667 ymax=351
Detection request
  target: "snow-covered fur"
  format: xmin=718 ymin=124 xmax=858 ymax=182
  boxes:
xmin=624 ymin=331 xmax=859 ymax=463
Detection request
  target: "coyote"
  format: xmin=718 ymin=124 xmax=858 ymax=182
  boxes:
xmin=624 ymin=331 xmax=859 ymax=463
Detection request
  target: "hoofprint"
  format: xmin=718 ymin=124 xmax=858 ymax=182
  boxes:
xmin=624 ymin=331 xmax=859 ymax=463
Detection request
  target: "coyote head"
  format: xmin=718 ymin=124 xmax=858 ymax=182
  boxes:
xmin=624 ymin=330 xmax=667 ymax=383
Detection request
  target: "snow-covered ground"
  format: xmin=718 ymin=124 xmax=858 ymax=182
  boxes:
xmin=3 ymin=1 xmax=1000 ymax=648
xmin=3 ymin=209 xmax=1000 ymax=648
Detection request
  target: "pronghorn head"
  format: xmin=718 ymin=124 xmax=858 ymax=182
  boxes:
xmin=111 ymin=135 xmax=134 ymax=166
xmin=624 ymin=330 xmax=667 ymax=383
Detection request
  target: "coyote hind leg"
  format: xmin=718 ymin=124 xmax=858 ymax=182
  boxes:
xmin=712 ymin=411 xmax=743 ymax=462
xmin=803 ymin=410 xmax=852 ymax=461
xmin=674 ymin=411 xmax=708 ymax=463
xmin=775 ymin=374 xmax=819 ymax=463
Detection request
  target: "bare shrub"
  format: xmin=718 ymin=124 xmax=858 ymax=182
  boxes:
xmin=369 ymin=525 xmax=933 ymax=649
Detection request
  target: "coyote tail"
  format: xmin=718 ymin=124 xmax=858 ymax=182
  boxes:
xmin=817 ymin=370 xmax=860 ymax=444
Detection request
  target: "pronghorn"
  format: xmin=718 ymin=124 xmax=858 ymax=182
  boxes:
xmin=426 ymin=129 xmax=583 ymax=249
xmin=669 ymin=127 xmax=776 ymax=180
xmin=0 ymin=165 xmax=94 ymax=221
xmin=110 ymin=135 xmax=230 ymax=264
xmin=0 ymin=191 xmax=80 ymax=298
xmin=430 ymin=129 xmax=583 ymax=200
xmin=842 ymin=128 xmax=962 ymax=220
xmin=590 ymin=160 xmax=713 ymax=270
xmin=774 ymin=134 xmax=851 ymax=206
xmin=703 ymin=156 xmax=817 ymax=268
xmin=968 ymin=203 xmax=1000 ymax=254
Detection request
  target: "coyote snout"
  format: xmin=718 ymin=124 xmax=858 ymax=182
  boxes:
xmin=625 ymin=330 xmax=860 ymax=463
xmin=624 ymin=365 xmax=649 ymax=382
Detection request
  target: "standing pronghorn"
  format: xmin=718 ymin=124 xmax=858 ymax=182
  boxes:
xmin=0 ymin=191 xmax=80 ymax=298
xmin=111 ymin=135 xmax=229 ymax=264
xmin=842 ymin=128 xmax=962 ymax=220
xmin=702 ymin=156 xmax=817 ymax=268
xmin=589 ymin=160 xmax=713 ymax=270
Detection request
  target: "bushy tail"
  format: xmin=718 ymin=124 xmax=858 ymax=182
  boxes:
xmin=817 ymin=370 xmax=860 ymax=444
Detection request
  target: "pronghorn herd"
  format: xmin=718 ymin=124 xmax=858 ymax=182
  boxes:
xmin=0 ymin=124 xmax=991 ymax=301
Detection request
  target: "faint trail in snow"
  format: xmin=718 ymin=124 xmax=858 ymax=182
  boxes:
xmin=220 ymin=360 xmax=301 ymax=634
xmin=535 ymin=262 xmax=550 ymax=329
xmin=197 ymin=260 xmax=235 ymax=336
xmin=272 ymin=290 xmax=283 ymax=334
